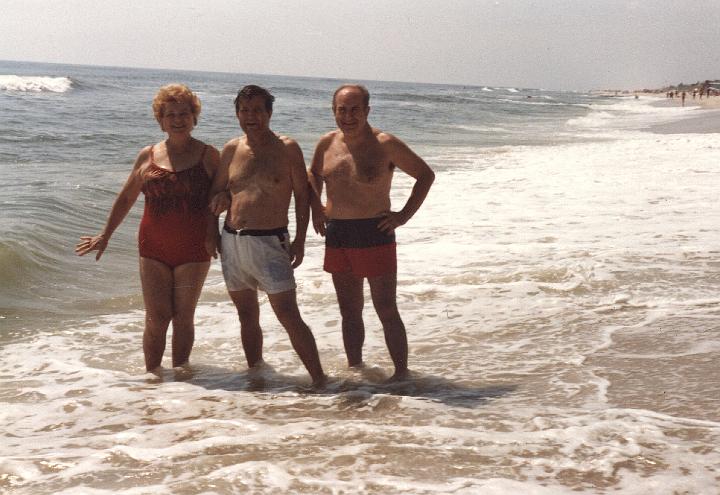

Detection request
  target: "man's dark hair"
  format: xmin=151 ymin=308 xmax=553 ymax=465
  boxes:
xmin=234 ymin=85 xmax=275 ymax=113
xmin=332 ymin=84 xmax=370 ymax=109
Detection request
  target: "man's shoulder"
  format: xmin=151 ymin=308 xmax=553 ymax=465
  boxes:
xmin=277 ymin=134 xmax=303 ymax=156
xmin=316 ymin=130 xmax=341 ymax=148
xmin=373 ymin=128 xmax=399 ymax=144
xmin=222 ymin=136 xmax=242 ymax=151
xmin=278 ymin=134 xmax=299 ymax=147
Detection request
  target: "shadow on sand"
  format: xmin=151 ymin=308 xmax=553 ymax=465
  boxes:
xmin=144 ymin=363 xmax=518 ymax=409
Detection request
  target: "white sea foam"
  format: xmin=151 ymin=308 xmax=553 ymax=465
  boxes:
xmin=0 ymin=75 xmax=73 ymax=92
xmin=566 ymin=96 xmax=697 ymax=132
xmin=451 ymin=124 xmax=510 ymax=132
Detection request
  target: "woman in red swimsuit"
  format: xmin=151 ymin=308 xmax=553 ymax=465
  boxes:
xmin=76 ymin=84 xmax=221 ymax=372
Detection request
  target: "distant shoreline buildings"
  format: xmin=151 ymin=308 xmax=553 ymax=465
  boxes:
xmin=594 ymin=79 xmax=720 ymax=97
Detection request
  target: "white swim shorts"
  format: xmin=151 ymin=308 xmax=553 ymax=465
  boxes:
xmin=220 ymin=226 xmax=296 ymax=294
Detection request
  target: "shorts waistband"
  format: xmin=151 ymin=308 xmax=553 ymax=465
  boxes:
xmin=325 ymin=217 xmax=395 ymax=248
xmin=223 ymin=224 xmax=288 ymax=237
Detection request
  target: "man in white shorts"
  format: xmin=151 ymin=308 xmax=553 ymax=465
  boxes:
xmin=208 ymin=85 xmax=325 ymax=386
xmin=220 ymin=227 xmax=295 ymax=294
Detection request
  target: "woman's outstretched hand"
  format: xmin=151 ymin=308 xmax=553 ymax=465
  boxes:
xmin=75 ymin=234 xmax=108 ymax=261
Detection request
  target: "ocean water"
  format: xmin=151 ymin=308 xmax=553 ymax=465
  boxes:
xmin=1 ymin=60 xmax=719 ymax=494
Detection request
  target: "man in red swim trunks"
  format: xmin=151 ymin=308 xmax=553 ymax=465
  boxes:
xmin=309 ymin=84 xmax=435 ymax=380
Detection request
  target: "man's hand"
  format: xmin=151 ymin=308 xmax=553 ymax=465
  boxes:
xmin=205 ymin=231 xmax=221 ymax=259
xmin=209 ymin=191 xmax=231 ymax=216
xmin=312 ymin=206 xmax=328 ymax=237
xmin=290 ymin=239 xmax=305 ymax=268
xmin=377 ymin=210 xmax=408 ymax=234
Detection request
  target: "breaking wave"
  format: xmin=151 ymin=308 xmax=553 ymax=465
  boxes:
xmin=0 ymin=75 xmax=73 ymax=93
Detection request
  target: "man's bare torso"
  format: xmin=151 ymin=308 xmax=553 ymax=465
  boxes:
xmin=226 ymin=134 xmax=293 ymax=229
xmin=320 ymin=129 xmax=394 ymax=219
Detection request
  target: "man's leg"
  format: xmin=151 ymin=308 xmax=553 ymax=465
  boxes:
xmin=228 ymin=289 xmax=263 ymax=368
xmin=331 ymin=272 xmax=365 ymax=367
xmin=139 ymin=257 xmax=174 ymax=371
xmin=368 ymin=272 xmax=408 ymax=379
xmin=170 ymin=261 xmax=211 ymax=367
xmin=268 ymin=290 xmax=325 ymax=384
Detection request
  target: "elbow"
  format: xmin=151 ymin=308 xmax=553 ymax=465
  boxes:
xmin=114 ymin=193 xmax=133 ymax=210
xmin=423 ymin=169 xmax=436 ymax=186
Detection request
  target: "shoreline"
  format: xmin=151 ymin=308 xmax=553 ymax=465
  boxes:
xmin=642 ymin=93 xmax=720 ymax=109
xmin=637 ymin=93 xmax=720 ymax=134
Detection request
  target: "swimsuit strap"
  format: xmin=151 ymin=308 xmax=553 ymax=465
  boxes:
xmin=147 ymin=143 xmax=205 ymax=171
xmin=199 ymin=144 xmax=208 ymax=163
xmin=193 ymin=144 xmax=209 ymax=173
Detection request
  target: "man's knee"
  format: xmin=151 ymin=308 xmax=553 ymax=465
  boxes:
xmin=373 ymin=298 xmax=401 ymax=324
xmin=368 ymin=274 xmax=398 ymax=318
xmin=336 ymin=290 xmax=364 ymax=319
xmin=231 ymin=295 xmax=259 ymax=324
xmin=234 ymin=304 xmax=257 ymax=321
xmin=272 ymin=300 xmax=304 ymax=329
xmin=337 ymin=299 xmax=363 ymax=320
xmin=268 ymin=290 xmax=302 ymax=319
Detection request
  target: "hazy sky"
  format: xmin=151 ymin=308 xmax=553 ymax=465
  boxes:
xmin=2 ymin=0 xmax=719 ymax=90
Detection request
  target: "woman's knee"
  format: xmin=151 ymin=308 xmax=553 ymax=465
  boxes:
xmin=171 ymin=311 xmax=196 ymax=330
xmin=146 ymin=309 xmax=172 ymax=327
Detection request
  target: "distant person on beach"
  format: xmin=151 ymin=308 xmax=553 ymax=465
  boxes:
xmin=76 ymin=84 xmax=221 ymax=372
xmin=309 ymin=84 xmax=435 ymax=380
xmin=207 ymin=85 xmax=325 ymax=386
xmin=681 ymin=91 xmax=686 ymax=106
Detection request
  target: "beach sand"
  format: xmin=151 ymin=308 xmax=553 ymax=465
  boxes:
xmin=643 ymin=94 xmax=720 ymax=133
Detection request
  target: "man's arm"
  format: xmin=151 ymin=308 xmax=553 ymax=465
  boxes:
xmin=377 ymin=134 xmax=435 ymax=233
xmin=208 ymin=140 xmax=235 ymax=214
xmin=204 ymin=141 xmax=235 ymax=257
xmin=202 ymin=145 xmax=223 ymax=258
xmin=288 ymin=139 xmax=310 ymax=268
xmin=308 ymin=135 xmax=331 ymax=236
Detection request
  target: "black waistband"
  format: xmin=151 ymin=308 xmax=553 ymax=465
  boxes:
xmin=325 ymin=217 xmax=395 ymax=248
xmin=223 ymin=224 xmax=288 ymax=236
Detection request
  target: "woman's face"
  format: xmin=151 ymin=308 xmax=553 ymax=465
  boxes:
xmin=160 ymin=101 xmax=195 ymax=135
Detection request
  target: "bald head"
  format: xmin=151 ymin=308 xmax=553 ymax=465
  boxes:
xmin=332 ymin=84 xmax=370 ymax=109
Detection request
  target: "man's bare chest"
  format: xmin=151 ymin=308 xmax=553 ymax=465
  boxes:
xmin=325 ymin=148 xmax=390 ymax=184
xmin=230 ymin=152 xmax=288 ymax=188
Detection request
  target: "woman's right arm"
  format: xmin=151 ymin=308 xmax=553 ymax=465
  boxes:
xmin=75 ymin=147 xmax=149 ymax=260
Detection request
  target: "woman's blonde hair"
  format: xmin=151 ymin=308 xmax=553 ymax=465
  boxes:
xmin=152 ymin=84 xmax=201 ymax=124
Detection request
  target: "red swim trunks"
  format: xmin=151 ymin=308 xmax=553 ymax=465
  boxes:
xmin=323 ymin=218 xmax=396 ymax=278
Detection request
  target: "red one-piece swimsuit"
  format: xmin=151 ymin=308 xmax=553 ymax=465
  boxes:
xmin=138 ymin=145 xmax=211 ymax=268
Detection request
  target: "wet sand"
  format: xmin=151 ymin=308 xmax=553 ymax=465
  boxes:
xmin=644 ymin=95 xmax=720 ymax=134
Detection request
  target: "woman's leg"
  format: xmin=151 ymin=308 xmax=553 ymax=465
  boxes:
xmin=139 ymin=257 xmax=174 ymax=371
xmin=170 ymin=261 xmax=211 ymax=367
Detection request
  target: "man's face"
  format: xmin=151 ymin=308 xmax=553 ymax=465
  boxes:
xmin=333 ymin=88 xmax=369 ymax=134
xmin=237 ymin=96 xmax=271 ymax=134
